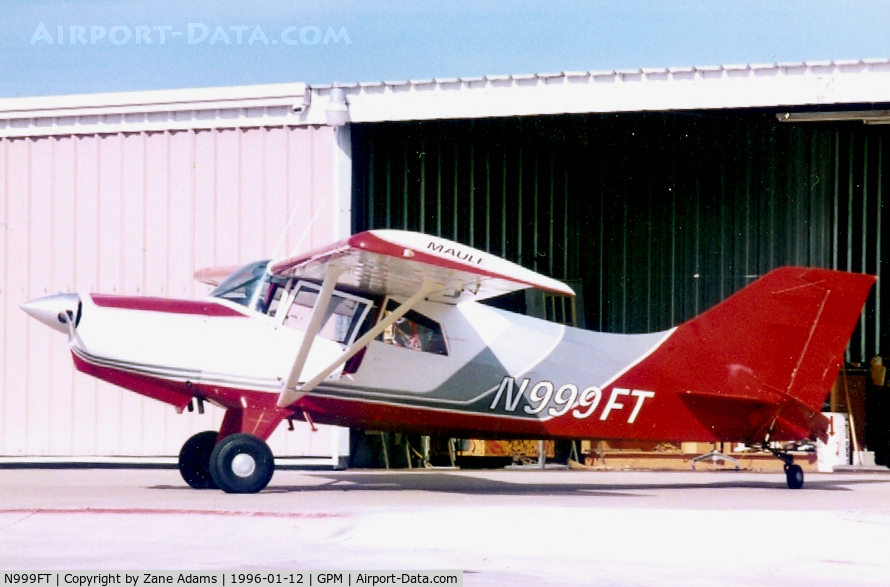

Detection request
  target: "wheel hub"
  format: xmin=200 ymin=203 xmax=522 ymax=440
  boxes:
xmin=231 ymin=453 xmax=257 ymax=478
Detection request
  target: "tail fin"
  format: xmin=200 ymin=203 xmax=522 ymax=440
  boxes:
xmin=657 ymin=268 xmax=875 ymax=442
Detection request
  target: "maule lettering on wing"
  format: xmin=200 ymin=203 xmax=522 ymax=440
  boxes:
xmin=427 ymin=241 xmax=485 ymax=264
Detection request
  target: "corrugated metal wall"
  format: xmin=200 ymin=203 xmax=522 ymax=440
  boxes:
xmin=352 ymin=113 xmax=888 ymax=362
xmin=1 ymin=125 xmax=341 ymax=457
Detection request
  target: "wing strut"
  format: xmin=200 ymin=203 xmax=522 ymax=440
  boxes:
xmin=277 ymin=280 xmax=441 ymax=408
xmin=277 ymin=264 xmax=345 ymax=408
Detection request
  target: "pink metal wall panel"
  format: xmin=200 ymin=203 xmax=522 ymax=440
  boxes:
xmin=48 ymin=137 xmax=78 ymax=455
xmin=119 ymin=133 xmax=150 ymax=455
xmin=27 ymin=137 xmax=53 ymax=456
xmin=193 ymin=130 xmax=218 ymax=277
xmin=0 ymin=125 xmax=339 ymax=457
xmin=262 ymin=128 xmax=290 ymax=259
xmin=238 ymin=129 xmax=267 ymax=263
xmin=0 ymin=140 xmax=6 ymax=454
xmin=5 ymin=139 xmax=33 ymax=456
xmin=72 ymin=135 xmax=102 ymax=456
xmin=215 ymin=129 xmax=242 ymax=267
xmin=286 ymin=124 xmax=337 ymax=255
xmin=96 ymin=134 xmax=123 ymax=455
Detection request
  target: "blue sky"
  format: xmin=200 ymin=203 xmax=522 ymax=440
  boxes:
xmin=2 ymin=1 xmax=889 ymax=97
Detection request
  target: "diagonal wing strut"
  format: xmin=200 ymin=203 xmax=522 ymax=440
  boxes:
xmin=277 ymin=264 xmax=345 ymax=408
xmin=277 ymin=279 xmax=441 ymax=408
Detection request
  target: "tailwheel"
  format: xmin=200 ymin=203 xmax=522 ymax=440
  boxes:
xmin=785 ymin=464 xmax=804 ymax=490
xmin=765 ymin=444 xmax=805 ymax=490
xmin=209 ymin=433 xmax=275 ymax=494
xmin=178 ymin=431 xmax=219 ymax=489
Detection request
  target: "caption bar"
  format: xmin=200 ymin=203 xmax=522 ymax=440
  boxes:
xmin=2 ymin=573 xmax=461 ymax=587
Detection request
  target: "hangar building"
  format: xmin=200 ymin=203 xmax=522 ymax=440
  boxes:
xmin=1 ymin=59 xmax=889 ymax=464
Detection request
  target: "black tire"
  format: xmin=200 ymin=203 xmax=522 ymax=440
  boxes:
xmin=209 ymin=433 xmax=275 ymax=494
xmin=785 ymin=464 xmax=804 ymax=489
xmin=178 ymin=431 xmax=219 ymax=489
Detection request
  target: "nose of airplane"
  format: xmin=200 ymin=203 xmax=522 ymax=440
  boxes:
xmin=20 ymin=293 xmax=81 ymax=334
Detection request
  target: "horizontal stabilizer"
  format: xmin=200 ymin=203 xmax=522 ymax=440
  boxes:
xmin=194 ymin=265 xmax=242 ymax=287
xmin=679 ymin=388 xmax=831 ymax=443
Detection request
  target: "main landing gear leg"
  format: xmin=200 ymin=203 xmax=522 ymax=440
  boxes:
xmin=769 ymin=447 xmax=804 ymax=489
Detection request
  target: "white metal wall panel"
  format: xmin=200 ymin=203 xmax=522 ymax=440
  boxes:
xmin=0 ymin=124 xmax=342 ymax=458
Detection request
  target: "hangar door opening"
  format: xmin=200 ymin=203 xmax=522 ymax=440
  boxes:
xmin=352 ymin=113 xmax=889 ymax=365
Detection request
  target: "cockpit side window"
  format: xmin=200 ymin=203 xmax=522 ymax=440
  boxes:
xmin=281 ymin=281 xmax=372 ymax=345
xmin=377 ymin=299 xmax=448 ymax=356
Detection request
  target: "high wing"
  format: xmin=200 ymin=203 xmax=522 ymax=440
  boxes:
xmin=268 ymin=229 xmax=574 ymax=303
xmin=270 ymin=229 xmax=573 ymax=408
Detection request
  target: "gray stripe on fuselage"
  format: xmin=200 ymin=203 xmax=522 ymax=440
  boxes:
xmin=521 ymin=326 xmax=672 ymax=390
xmin=320 ymin=326 xmax=674 ymax=419
xmin=324 ymin=345 xmax=510 ymax=405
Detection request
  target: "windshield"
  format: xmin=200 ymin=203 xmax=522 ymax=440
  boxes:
xmin=210 ymin=260 xmax=286 ymax=312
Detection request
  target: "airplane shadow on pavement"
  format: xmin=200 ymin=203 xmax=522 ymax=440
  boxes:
xmin=151 ymin=471 xmax=890 ymax=496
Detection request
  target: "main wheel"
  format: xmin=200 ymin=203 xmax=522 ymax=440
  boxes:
xmin=209 ymin=433 xmax=275 ymax=494
xmin=785 ymin=463 xmax=804 ymax=489
xmin=178 ymin=431 xmax=219 ymax=489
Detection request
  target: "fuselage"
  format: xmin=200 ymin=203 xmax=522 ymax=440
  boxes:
xmin=57 ymin=287 xmax=737 ymax=444
xmin=27 ymin=262 xmax=877 ymax=448
xmin=23 ymin=231 xmax=876 ymax=493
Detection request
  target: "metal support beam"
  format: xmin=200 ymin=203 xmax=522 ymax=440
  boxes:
xmin=277 ymin=264 xmax=345 ymax=408
xmin=285 ymin=281 xmax=440 ymax=404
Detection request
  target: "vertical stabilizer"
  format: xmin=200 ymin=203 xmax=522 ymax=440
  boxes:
xmin=621 ymin=267 xmax=875 ymax=442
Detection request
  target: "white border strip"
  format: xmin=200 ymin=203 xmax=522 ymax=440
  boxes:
xmin=596 ymin=327 xmax=677 ymax=390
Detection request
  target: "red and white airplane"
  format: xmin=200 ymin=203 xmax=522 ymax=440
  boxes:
xmin=22 ymin=230 xmax=875 ymax=492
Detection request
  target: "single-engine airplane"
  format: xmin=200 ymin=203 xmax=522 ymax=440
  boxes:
xmin=22 ymin=230 xmax=876 ymax=492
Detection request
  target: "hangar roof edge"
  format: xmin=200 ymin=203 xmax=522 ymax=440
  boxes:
xmin=327 ymin=58 xmax=890 ymax=124
xmin=4 ymin=59 xmax=890 ymax=137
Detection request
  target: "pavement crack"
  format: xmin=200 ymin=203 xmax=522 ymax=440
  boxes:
xmin=0 ymin=510 xmax=36 ymax=531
